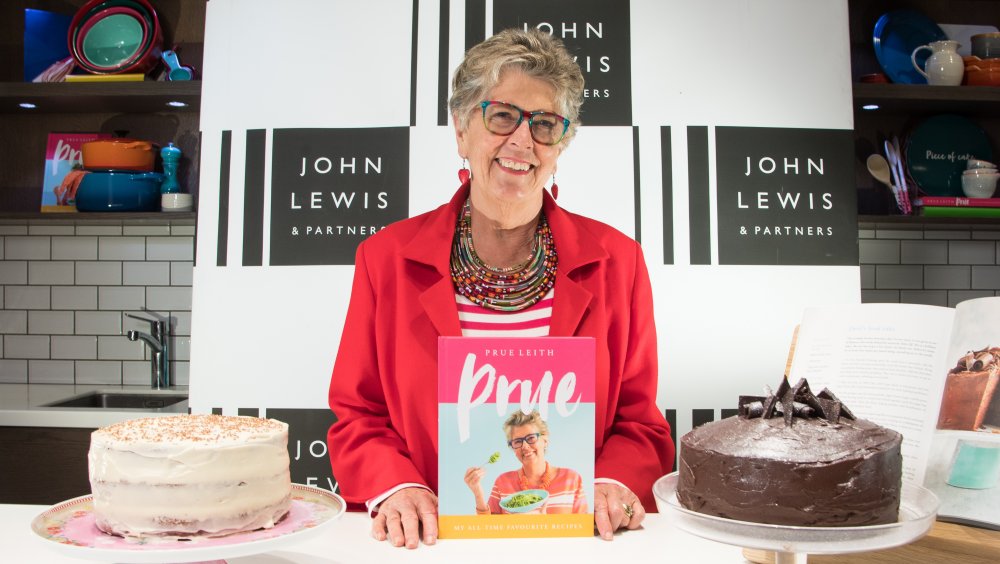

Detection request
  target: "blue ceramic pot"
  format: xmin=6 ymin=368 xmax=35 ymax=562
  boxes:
xmin=75 ymin=170 xmax=164 ymax=212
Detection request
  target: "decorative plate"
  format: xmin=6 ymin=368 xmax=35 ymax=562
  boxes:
xmin=873 ymin=10 xmax=948 ymax=84
xmin=905 ymin=114 xmax=994 ymax=197
xmin=30 ymin=484 xmax=345 ymax=563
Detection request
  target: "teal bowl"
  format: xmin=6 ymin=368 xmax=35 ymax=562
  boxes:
xmin=75 ymin=171 xmax=163 ymax=212
xmin=498 ymin=489 xmax=549 ymax=514
xmin=80 ymin=12 xmax=144 ymax=68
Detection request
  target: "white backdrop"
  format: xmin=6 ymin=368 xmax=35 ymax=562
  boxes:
xmin=190 ymin=0 xmax=860 ymax=449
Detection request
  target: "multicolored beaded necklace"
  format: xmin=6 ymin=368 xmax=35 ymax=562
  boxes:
xmin=450 ymin=199 xmax=558 ymax=312
xmin=519 ymin=462 xmax=555 ymax=491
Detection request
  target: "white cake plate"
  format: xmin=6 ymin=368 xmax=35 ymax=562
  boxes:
xmin=30 ymin=484 xmax=345 ymax=563
xmin=653 ymin=472 xmax=939 ymax=564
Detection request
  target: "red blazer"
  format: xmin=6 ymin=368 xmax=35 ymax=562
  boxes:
xmin=327 ymin=185 xmax=674 ymax=511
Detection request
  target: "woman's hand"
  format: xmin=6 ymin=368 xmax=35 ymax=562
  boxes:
xmin=371 ymin=487 xmax=438 ymax=549
xmin=464 ymin=467 xmax=490 ymax=512
xmin=594 ymin=483 xmax=644 ymax=540
xmin=464 ymin=466 xmax=485 ymax=491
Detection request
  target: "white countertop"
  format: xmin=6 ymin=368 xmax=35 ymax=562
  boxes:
xmin=0 ymin=384 xmax=189 ymax=428
xmin=2 ymin=504 xmax=745 ymax=563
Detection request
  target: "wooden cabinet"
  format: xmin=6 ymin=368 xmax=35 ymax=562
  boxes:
xmin=848 ymin=0 xmax=1000 ymax=220
xmin=0 ymin=0 xmax=206 ymax=213
xmin=0 ymin=426 xmax=94 ymax=504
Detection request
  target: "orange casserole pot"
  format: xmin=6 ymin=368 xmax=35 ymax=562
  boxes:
xmin=81 ymin=138 xmax=157 ymax=171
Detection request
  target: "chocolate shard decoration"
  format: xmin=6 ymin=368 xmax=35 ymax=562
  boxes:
xmin=738 ymin=377 xmax=855 ymax=425
xmin=816 ymin=397 xmax=841 ymax=423
xmin=780 ymin=384 xmax=795 ymax=426
xmin=817 ymin=387 xmax=855 ymax=420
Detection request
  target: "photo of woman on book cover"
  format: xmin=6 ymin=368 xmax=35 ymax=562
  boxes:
xmin=464 ymin=410 xmax=588 ymax=515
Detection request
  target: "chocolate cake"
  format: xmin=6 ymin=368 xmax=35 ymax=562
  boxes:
xmin=937 ymin=347 xmax=1000 ymax=431
xmin=677 ymin=378 xmax=902 ymax=527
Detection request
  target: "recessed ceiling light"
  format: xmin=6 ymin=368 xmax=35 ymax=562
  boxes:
xmin=166 ymin=100 xmax=188 ymax=108
xmin=19 ymin=102 xmax=37 ymax=109
xmin=861 ymin=104 xmax=879 ymax=111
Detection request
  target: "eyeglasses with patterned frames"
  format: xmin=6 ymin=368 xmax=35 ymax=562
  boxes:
xmin=507 ymin=432 xmax=543 ymax=449
xmin=480 ymin=101 xmax=570 ymax=146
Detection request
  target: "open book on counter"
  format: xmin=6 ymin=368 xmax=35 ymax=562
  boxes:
xmin=788 ymin=297 xmax=1000 ymax=530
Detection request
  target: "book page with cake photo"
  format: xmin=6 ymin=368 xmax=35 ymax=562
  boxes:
xmin=788 ymin=296 xmax=1000 ymax=530
xmin=437 ymin=336 xmax=595 ymax=539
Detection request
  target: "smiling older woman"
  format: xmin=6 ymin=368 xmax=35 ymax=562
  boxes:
xmin=327 ymin=28 xmax=674 ymax=549
xmin=464 ymin=411 xmax=588 ymax=515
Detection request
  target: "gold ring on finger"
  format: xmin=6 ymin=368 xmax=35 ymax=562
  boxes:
xmin=622 ymin=502 xmax=634 ymax=520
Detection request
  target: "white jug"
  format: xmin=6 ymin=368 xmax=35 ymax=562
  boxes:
xmin=911 ymin=40 xmax=964 ymax=86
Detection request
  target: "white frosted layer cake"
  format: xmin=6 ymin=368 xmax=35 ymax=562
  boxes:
xmin=88 ymin=414 xmax=291 ymax=538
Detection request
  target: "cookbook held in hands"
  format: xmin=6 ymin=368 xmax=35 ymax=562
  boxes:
xmin=438 ymin=337 xmax=595 ymax=538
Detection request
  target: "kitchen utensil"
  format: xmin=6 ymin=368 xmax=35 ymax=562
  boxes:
xmin=161 ymin=50 xmax=194 ymax=81
xmin=867 ymin=154 xmax=894 ymax=188
xmin=81 ymin=138 xmax=156 ymax=171
xmin=905 ymin=114 xmax=994 ymax=197
xmin=869 ymin=153 xmax=904 ymax=213
xmin=911 ymin=40 xmax=964 ymax=85
xmin=75 ymin=170 xmax=163 ymax=211
xmin=873 ymin=10 xmax=947 ymax=84
xmin=160 ymin=142 xmax=181 ymax=192
xmin=882 ymin=142 xmax=906 ymax=213
xmin=892 ymin=135 xmax=912 ymax=214
xmin=971 ymin=32 xmax=1000 ymax=59
xmin=961 ymin=172 xmax=999 ymax=198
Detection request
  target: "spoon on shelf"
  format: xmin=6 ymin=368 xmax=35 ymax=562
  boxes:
xmin=866 ymin=154 xmax=893 ymax=189
xmin=867 ymin=153 xmax=902 ymax=211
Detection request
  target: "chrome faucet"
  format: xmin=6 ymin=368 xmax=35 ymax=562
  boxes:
xmin=125 ymin=313 xmax=171 ymax=389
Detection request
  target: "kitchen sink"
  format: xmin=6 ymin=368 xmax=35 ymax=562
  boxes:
xmin=42 ymin=391 xmax=188 ymax=409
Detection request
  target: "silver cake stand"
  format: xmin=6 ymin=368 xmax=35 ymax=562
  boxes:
xmin=653 ymin=472 xmax=939 ymax=564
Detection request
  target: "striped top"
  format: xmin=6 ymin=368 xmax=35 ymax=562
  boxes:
xmin=456 ymin=289 xmax=554 ymax=336
xmin=486 ymin=466 xmax=588 ymax=514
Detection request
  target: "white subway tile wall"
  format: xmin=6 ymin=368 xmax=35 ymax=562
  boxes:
xmin=860 ymin=226 xmax=1000 ymax=308
xmin=0 ymin=223 xmax=193 ymax=385
xmin=6 ymin=222 xmax=997 ymax=384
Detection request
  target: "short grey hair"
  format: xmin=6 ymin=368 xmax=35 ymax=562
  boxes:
xmin=503 ymin=409 xmax=550 ymax=440
xmin=449 ymin=28 xmax=585 ymax=144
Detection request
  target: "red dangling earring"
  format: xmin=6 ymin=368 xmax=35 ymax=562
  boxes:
xmin=458 ymin=159 xmax=471 ymax=188
xmin=550 ymin=174 xmax=559 ymax=200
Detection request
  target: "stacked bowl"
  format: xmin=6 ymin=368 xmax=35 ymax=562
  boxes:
xmin=964 ymin=33 xmax=1000 ymax=87
xmin=962 ymin=159 xmax=999 ymax=198
xmin=75 ymin=139 xmax=164 ymax=212
xmin=68 ymin=0 xmax=163 ymax=75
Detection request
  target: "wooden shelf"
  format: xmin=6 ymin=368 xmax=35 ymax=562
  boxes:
xmin=853 ymin=83 xmax=1000 ymax=115
xmin=0 ymin=212 xmax=196 ymax=225
xmin=0 ymin=81 xmax=201 ymax=114
xmin=859 ymin=214 xmax=1000 ymax=229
